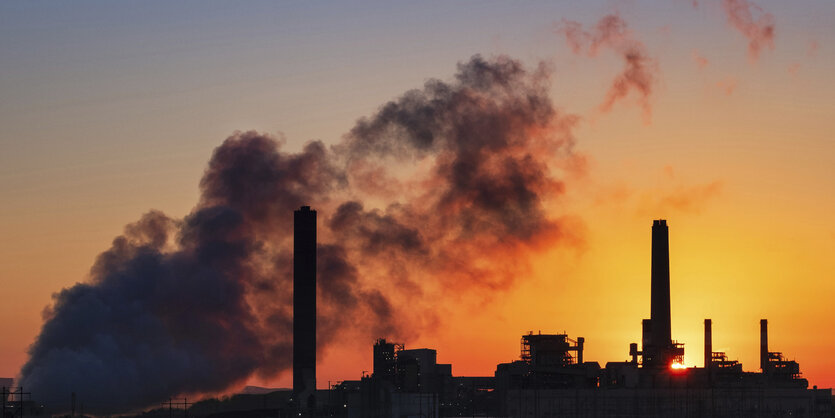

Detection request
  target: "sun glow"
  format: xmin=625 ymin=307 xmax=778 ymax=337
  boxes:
xmin=670 ymin=362 xmax=687 ymax=370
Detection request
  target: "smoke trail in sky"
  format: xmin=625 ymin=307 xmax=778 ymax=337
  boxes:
xmin=18 ymin=55 xmax=583 ymax=414
xmin=720 ymin=0 xmax=776 ymax=60
xmin=558 ymin=14 xmax=658 ymax=121
xmin=692 ymin=50 xmax=710 ymax=70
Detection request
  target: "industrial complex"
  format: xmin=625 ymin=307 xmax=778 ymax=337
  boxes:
xmin=3 ymin=212 xmax=832 ymax=417
xmin=287 ymin=213 xmax=832 ymax=417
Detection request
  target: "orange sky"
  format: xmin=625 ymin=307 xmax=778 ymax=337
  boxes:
xmin=1 ymin=0 xmax=834 ymax=399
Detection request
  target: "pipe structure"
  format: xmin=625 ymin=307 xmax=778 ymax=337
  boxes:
xmin=760 ymin=319 xmax=768 ymax=372
xmin=294 ymin=206 xmax=317 ymax=409
xmin=704 ymin=319 xmax=712 ymax=369
xmin=649 ymin=220 xmax=672 ymax=367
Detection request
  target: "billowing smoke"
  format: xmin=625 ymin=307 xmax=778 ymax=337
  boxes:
xmin=558 ymin=14 xmax=657 ymax=120
xmin=721 ymin=0 xmax=775 ymax=60
xmin=19 ymin=55 xmax=582 ymax=414
xmin=18 ymin=134 xmax=349 ymax=413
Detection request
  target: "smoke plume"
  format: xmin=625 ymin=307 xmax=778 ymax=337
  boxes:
xmin=19 ymin=55 xmax=582 ymax=414
xmin=558 ymin=14 xmax=658 ymax=121
xmin=721 ymin=0 xmax=775 ymax=60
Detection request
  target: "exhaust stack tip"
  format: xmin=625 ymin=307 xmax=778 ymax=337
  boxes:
xmin=704 ymin=319 xmax=712 ymax=369
xmin=760 ymin=319 xmax=769 ymax=371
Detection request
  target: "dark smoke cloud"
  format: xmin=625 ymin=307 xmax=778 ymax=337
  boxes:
xmin=199 ymin=132 xmax=344 ymax=231
xmin=558 ymin=14 xmax=658 ymax=121
xmin=21 ymin=209 xmax=265 ymax=413
xmin=339 ymin=55 xmax=581 ymax=291
xmin=20 ymin=55 xmax=582 ymax=414
xmin=316 ymin=243 xmax=400 ymax=346
xmin=345 ymin=56 xmax=571 ymax=242
xmin=329 ymin=202 xmax=426 ymax=256
xmin=19 ymin=133 xmax=366 ymax=414
xmin=721 ymin=0 xmax=776 ymax=60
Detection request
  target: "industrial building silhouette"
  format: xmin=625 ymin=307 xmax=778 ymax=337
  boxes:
xmin=289 ymin=212 xmax=831 ymax=417
xmin=105 ymin=210 xmax=830 ymax=417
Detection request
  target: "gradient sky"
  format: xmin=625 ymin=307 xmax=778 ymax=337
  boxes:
xmin=1 ymin=0 xmax=834 ymax=397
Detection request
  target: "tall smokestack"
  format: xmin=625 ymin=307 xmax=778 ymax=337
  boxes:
xmin=760 ymin=319 xmax=768 ymax=371
xmin=704 ymin=319 xmax=712 ymax=369
xmin=651 ymin=220 xmax=672 ymax=364
xmin=294 ymin=206 xmax=317 ymax=409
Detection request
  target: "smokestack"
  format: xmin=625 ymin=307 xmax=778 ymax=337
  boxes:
xmin=704 ymin=319 xmax=712 ymax=369
xmin=294 ymin=206 xmax=317 ymax=409
xmin=760 ymin=319 xmax=768 ymax=371
xmin=650 ymin=220 xmax=672 ymax=364
xmin=577 ymin=337 xmax=584 ymax=364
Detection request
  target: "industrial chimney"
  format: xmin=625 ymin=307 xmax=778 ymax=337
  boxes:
xmin=704 ymin=319 xmax=712 ymax=369
xmin=646 ymin=219 xmax=673 ymax=367
xmin=760 ymin=319 xmax=768 ymax=372
xmin=294 ymin=206 xmax=317 ymax=410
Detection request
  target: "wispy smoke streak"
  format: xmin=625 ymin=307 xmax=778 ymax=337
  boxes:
xmin=19 ymin=55 xmax=582 ymax=414
xmin=692 ymin=50 xmax=709 ymax=70
xmin=807 ymin=40 xmax=819 ymax=58
xmin=558 ymin=14 xmax=658 ymax=121
xmin=639 ymin=180 xmax=724 ymax=215
xmin=721 ymin=0 xmax=775 ymax=60
xmin=715 ymin=77 xmax=738 ymax=95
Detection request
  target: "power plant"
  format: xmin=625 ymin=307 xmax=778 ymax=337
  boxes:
xmin=312 ymin=218 xmax=832 ymax=417
xmin=13 ymin=214 xmax=825 ymax=417
xmin=135 ymin=214 xmax=830 ymax=417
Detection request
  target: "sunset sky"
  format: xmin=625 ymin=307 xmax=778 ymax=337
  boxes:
xmin=1 ymin=0 xmax=834 ymax=405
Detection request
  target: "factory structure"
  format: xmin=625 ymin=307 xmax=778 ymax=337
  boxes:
xmin=283 ymin=212 xmax=833 ymax=417
xmin=26 ymin=211 xmax=822 ymax=417
xmin=8 ymin=211 xmax=834 ymax=417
